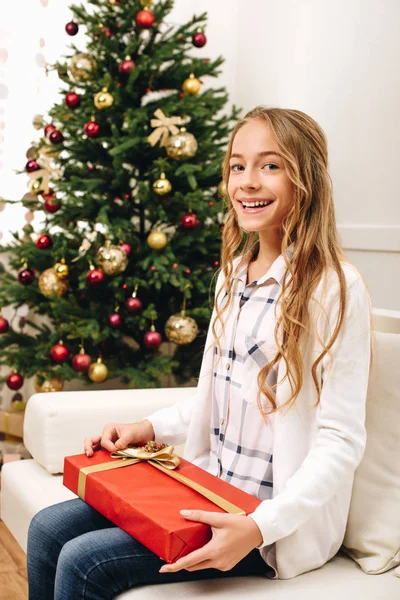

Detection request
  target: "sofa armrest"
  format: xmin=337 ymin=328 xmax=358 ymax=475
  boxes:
xmin=24 ymin=387 xmax=195 ymax=474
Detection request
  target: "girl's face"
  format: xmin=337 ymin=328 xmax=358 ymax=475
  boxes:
xmin=227 ymin=118 xmax=294 ymax=233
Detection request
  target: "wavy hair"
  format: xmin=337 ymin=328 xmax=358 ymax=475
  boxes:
xmin=211 ymin=106 xmax=347 ymax=416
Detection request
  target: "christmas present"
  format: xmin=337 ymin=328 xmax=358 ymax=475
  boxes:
xmin=0 ymin=410 xmax=24 ymax=439
xmin=63 ymin=443 xmax=261 ymax=563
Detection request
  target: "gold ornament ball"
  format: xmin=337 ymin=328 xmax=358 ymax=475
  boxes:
xmin=165 ymin=313 xmax=199 ymax=345
xmin=96 ymin=240 xmax=128 ymax=275
xmin=182 ymin=74 xmax=201 ymax=96
xmin=88 ymin=358 xmax=108 ymax=382
xmin=153 ymin=173 xmax=172 ymax=196
xmin=147 ymin=230 xmax=167 ymax=250
xmin=39 ymin=143 xmax=61 ymax=159
xmin=30 ymin=179 xmax=44 ymax=195
xmin=94 ymin=87 xmax=114 ymax=110
xmin=217 ymin=180 xmax=227 ymax=199
xmin=32 ymin=114 xmax=45 ymax=130
xmin=34 ymin=375 xmax=64 ymax=393
xmin=39 ymin=268 xmax=69 ymax=297
xmin=68 ymin=53 xmax=97 ymax=82
xmin=54 ymin=259 xmax=69 ymax=280
xmin=166 ymin=129 xmax=198 ymax=161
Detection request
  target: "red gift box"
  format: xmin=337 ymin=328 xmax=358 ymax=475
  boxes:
xmin=63 ymin=447 xmax=261 ymax=563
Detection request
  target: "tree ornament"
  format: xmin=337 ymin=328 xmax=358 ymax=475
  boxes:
xmin=72 ymin=348 xmax=92 ymax=373
xmin=0 ymin=316 xmax=9 ymax=333
xmin=36 ymin=234 xmax=53 ymax=250
xmin=108 ymin=312 xmax=123 ymax=328
xmin=39 ymin=268 xmax=69 ymax=297
xmin=166 ymin=128 xmax=198 ymax=161
xmin=26 ymin=159 xmax=40 ymax=173
xmin=30 ymin=179 xmax=44 ymax=195
xmin=120 ymin=242 xmax=132 ymax=255
xmin=86 ymin=265 xmax=105 ymax=285
xmin=125 ymin=295 xmax=142 ymax=313
xmin=54 ymin=258 xmax=69 ymax=280
xmin=144 ymin=325 xmax=162 ymax=349
xmin=153 ymin=172 xmax=172 ymax=196
xmin=34 ymin=375 xmax=64 ymax=393
xmin=88 ymin=357 xmax=108 ymax=382
xmin=65 ymin=21 xmax=79 ymax=36
xmin=182 ymin=73 xmax=201 ymax=96
xmin=147 ymin=229 xmax=167 ymax=250
xmin=48 ymin=129 xmax=64 ymax=144
xmin=135 ymin=9 xmax=156 ymax=28
xmin=51 ymin=341 xmax=70 ymax=363
xmin=217 ymin=180 xmax=227 ymax=199
xmin=65 ymin=91 xmax=81 ymax=108
xmin=84 ymin=119 xmax=101 ymax=137
xmin=42 ymin=190 xmax=61 ymax=213
xmin=96 ymin=240 xmax=128 ymax=275
xmin=44 ymin=124 xmax=56 ymax=138
xmin=147 ymin=108 xmax=183 ymax=148
xmin=68 ymin=53 xmax=97 ymax=82
xmin=165 ymin=311 xmax=199 ymax=345
xmin=192 ymin=30 xmax=207 ymax=48
xmin=119 ymin=56 xmax=136 ymax=74
xmin=32 ymin=114 xmax=45 ymax=130
xmin=181 ymin=212 xmax=199 ymax=229
xmin=94 ymin=87 xmax=114 ymax=110
xmin=6 ymin=373 xmax=24 ymax=391
xmin=18 ymin=266 xmax=35 ymax=285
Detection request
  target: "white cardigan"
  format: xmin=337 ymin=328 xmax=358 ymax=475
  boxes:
xmin=147 ymin=260 xmax=371 ymax=579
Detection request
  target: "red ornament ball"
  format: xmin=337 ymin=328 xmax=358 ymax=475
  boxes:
xmin=192 ymin=31 xmax=207 ymax=48
xmin=120 ymin=242 xmax=132 ymax=256
xmin=36 ymin=234 xmax=53 ymax=250
xmin=119 ymin=58 xmax=136 ymax=75
xmin=42 ymin=191 xmax=61 ymax=213
xmin=86 ymin=268 xmax=105 ymax=285
xmin=172 ymin=263 xmax=178 ymax=269
xmin=6 ymin=373 xmax=24 ymax=391
xmin=26 ymin=159 xmax=40 ymax=173
xmin=48 ymin=129 xmax=64 ymax=144
xmin=185 ymin=269 xmax=191 ymax=275
xmin=214 ymin=260 xmax=220 ymax=267
xmin=18 ymin=268 xmax=35 ymax=285
xmin=181 ymin=213 xmax=199 ymax=229
xmin=125 ymin=297 xmax=142 ymax=314
xmin=84 ymin=121 xmax=101 ymax=137
xmin=150 ymin=266 xmax=156 ymax=272
xmin=108 ymin=313 xmax=123 ymax=328
xmin=65 ymin=92 xmax=81 ymax=108
xmin=51 ymin=342 xmax=70 ymax=363
xmin=44 ymin=124 xmax=56 ymax=138
xmin=144 ymin=330 xmax=162 ymax=349
xmin=135 ymin=9 xmax=156 ymax=28
xmin=65 ymin=21 xmax=79 ymax=36
xmin=0 ymin=316 xmax=9 ymax=334
xmin=72 ymin=351 xmax=92 ymax=373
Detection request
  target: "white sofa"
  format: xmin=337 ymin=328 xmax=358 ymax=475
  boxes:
xmin=1 ymin=308 xmax=400 ymax=599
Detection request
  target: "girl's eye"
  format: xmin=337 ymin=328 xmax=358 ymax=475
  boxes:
xmin=230 ymin=164 xmax=244 ymax=172
xmin=263 ymin=163 xmax=279 ymax=171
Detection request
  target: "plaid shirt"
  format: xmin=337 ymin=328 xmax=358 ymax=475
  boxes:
xmin=199 ymin=244 xmax=292 ymax=502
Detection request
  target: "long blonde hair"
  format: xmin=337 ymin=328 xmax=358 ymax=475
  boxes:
xmin=212 ymin=106 xmax=347 ymax=415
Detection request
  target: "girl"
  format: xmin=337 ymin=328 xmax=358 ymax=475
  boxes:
xmin=27 ymin=106 xmax=371 ymax=598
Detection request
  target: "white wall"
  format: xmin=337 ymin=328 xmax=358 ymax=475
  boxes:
xmin=234 ymin=0 xmax=400 ymax=309
xmin=0 ymin=0 xmax=399 ymax=309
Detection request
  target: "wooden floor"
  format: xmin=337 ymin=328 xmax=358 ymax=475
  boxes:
xmin=0 ymin=521 xmax=28 ymax=599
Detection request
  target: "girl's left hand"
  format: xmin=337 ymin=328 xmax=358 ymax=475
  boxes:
xmin=159 ymin=510 xmax=263 ymax=573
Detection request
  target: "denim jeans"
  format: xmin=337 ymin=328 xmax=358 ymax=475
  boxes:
xmin=27 ymin=498 xmax=268 ymax=599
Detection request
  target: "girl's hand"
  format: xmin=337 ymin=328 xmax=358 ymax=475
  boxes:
xmin=159 ymin=510 xmax=263 ymax=573
xmin=84 ymin=419 xmax=155 ymax=457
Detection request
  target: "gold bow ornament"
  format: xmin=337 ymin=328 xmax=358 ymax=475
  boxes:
xmin=77 ymin=441 xmax=245 ymax=515
xmin=147 ymin=109 xmax=184 ymax=147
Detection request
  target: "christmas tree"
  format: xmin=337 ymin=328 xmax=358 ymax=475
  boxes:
xmin=0 ymin=0 xmax=239 ymax=394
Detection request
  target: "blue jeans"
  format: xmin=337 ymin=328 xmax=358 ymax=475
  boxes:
xmin=27 ymin=498 xmax=268 ymax=599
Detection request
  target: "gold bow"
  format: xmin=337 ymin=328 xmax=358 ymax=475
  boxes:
xmin=147 ymin=109 xmax=183 ymax=147
xmin=77 ymin=443 xmax=245 ymax=515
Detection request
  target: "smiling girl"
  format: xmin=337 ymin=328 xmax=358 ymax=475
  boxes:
xmin=27 ymin=107 xmax=371 ymax=598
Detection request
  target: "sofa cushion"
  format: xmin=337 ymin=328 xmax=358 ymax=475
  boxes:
xmin=343 ymin=331 xmax=400 ymax=573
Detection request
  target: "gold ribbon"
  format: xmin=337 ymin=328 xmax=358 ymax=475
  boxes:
xmin=147 ymin=109 xmax=183 ymax=147
xmin=77 ymin=445 xmax=246 ymax=515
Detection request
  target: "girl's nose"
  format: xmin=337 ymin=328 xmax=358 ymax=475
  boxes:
xmin=240 ymin=169 xmax=261 ymax=190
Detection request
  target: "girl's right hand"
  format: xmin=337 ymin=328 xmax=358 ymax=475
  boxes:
xmin=84 ymin=419 xmax=155 ymax=457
